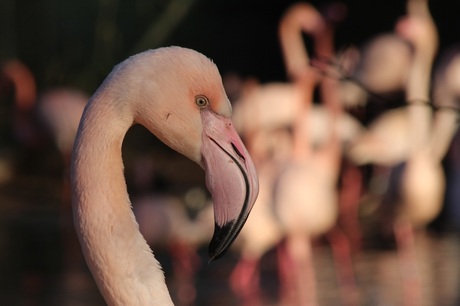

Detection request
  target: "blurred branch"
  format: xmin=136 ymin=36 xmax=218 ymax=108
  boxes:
xmin=129 ymin=0 xmax=198 ymax=55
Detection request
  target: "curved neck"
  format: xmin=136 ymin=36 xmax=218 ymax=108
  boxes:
xmin=71 ymin=92 xmax=174 ymax=305
xmin=405 ymin=28 xmax=437 ymax=152
xmin=430 ymin=108 xmax=460 ymax=161
xmin=279 ymin=20 xmax=310 ymax=81
xmin=291 ymin=78 xmax=316 ymax=160
xmin=279 ymin=5 xmax=321 ymax=81
xmin=3 ymin=61 xmax=37 ymax=111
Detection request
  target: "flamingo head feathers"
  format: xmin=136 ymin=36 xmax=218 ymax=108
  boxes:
xmin=113 ymin=47 xmax=259 ymax=260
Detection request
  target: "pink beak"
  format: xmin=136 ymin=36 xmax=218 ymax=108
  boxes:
xmin=200 ymin=109 xmax=259 ymax=260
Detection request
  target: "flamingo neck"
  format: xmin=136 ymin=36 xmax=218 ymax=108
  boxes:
xmin=279 ymin=16 xmax=310 ymax=81
xmin=71 ymin=93 xmax=174 ymax=305
xmin=430 ymin=108 xmax=460 ymax=161
xmin=406 ymin=52 xmax=436 ymax=153
xmin=291 ymin=83 xmax=314 ymax=160
xmin=3 ymin=61 xmax=37 ymax=111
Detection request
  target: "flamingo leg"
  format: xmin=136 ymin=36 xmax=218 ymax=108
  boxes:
xmin=277 ymin=240 xmax=296 ymax=306
xmin=327 ymin=228 xmax=360 ymax=306
xmin=394 ymin=220 xmax=422 ymax=306
xmin=170 ymin=242 xmax=201 ymax=306
xmin=338 ymin=162 xmax=364 ymax=253
xmin=229 ymin=257 xmax=262 ymax=306
xmin=282 ymin=235 xmax=318 ymax=306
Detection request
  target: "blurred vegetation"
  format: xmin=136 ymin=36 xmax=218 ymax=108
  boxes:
xmin=0 ymin=0 xmax=199 ymax=93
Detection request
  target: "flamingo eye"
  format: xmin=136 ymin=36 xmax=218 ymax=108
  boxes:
xmin=195 ymin=95 xmax=209 ymax=108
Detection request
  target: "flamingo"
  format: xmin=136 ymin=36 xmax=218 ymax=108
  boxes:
xmin=0 ymin=60 xmax=88 ymax=155
xmin=0 ymin=60 xmax=45 ymax=152
xmin=70 ymin=46 xmax=259 ymax=305
xmin=228 ymin=5 xmax=323 ymax=304
xmin=278 ymin=4 xmax=360 ymax=305
xmin=229 ymin=127 xmax=290 ymax=306
xmin=273 ymin=70 xmax=340 ymax=306
xmin=385 ymin=8 xmax=442 ymax=306
xmin=342 ymin=3 xmax=435 ymax=237
xmin=275 ymin=9 xmax=339 ymax=306
xmin=338 ymin=34 xmax=412 ymax=111
xmin=232 ymin=3 xmax=363 ymax=151
xmin=350 ymin=1 xmax=444 ymax=305
xmin=229 ymin=4 xmax=362 ymax=305
xmin=350 ymin=0 xmax=440 ymax=231
xmin=0 ymin=59 xmax=90 ymax=302
xmin=341 ymin=9 xmax=423 ymax=167
xmin=337 ymin=32 xmax=414 ymax=164
xmin=430 ymin=46 xmax=460 ymax=162
xmin=0 ymin=59 xmax=39 ymax=182
xmin=228 ymin=4 xmax=358 ymax=305
xmin=432 ymin=46 xmax=460 ymax=232
xmin=278 ymin=1 xmax=363 ymax=152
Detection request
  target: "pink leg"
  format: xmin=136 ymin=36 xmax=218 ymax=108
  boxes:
xmin=338 ymin=162 xmax=363 ymax=253
xmin=327 ymin=228 xmax=360 ymax=306
xmin=283 ymin=235 xmax=318 ymax=306
xmin=170 ymin=242 xmax=201 ymax=306
xmin=277 ymin=240 xmax=296 ymax=306
xmin=394 ymin=221 xmax=421 ymax=306
xmin=229 ymin=257 xmax=262 ymax=306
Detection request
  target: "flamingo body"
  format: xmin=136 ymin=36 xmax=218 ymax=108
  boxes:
xmin=347 ymin=107 xmax=410 ymax=166
xmin=37 ymin=89 xmax=88 ymax=155
xmin=233 ymin=83 xmax=363 ymax=148
xmin=400 ymin=151 xmax=444 ymax=227
xmin=275 ymin=159 xmax=338 ymax=237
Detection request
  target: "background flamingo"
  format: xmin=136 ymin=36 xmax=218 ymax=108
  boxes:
xmin=280 ymin=4 xmax=361 ymax=305
xmin=229 ymin=4 xmax=361 ymax=305
xmin=0 ymin=59 xmax=90 ymax=304
xmin=349 ymin=2 xmax=442 ymax=305
xmin=432 ymin=46 xmax=460 ymax=233
xmin=273 ymin=71 xmax=340 ymax=306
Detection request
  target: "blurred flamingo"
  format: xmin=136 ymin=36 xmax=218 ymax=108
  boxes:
xmin=349 ymin=1 xmax=444 ymax=305
xmin=338 ymin=34 xmax=412 ymax=113
xmin=230 ymin=4 xmax=362 ymax=305
xmin=273 ymin=70 xmax=340 ymax=306
xmin=1 ymin=60 xmax=88 ymax=155
xmin=272 ymin=5 xmax=341 ymax=306
xmin=0 ymin=59 xmax=90 ymax=302
xmin=433 ymin=46 xmax=460 ymax=232
xmin=280 ymin=4 xmax=361 ymax=305
xmin=232 ymin=2 xmax=363 ymax=152
xmin=229 ymin=159 xmax=285 ymax=305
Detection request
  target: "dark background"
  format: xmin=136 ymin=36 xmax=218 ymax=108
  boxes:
xmin=1 ymin=0 xmax=458 ymax=93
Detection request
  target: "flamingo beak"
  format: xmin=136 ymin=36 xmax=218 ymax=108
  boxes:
xmin=200 ymin=109 xmax=259 ymax=261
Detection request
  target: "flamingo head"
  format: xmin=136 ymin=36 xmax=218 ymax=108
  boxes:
xmin=130 ymin=47 xmax=259 ymax=260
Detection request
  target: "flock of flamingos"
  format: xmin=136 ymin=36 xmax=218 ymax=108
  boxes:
xmin=1 ymin=0 xmax=460 ymax=305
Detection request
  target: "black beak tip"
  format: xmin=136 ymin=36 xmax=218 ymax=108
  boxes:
xmin=208 ymin=221 xmax=235 ymax=262
xmin=208 ymin=248 xmax=225 ymax=263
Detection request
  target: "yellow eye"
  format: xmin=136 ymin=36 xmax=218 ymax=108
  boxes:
xmin=195 ymin=95 xmax=209 ymax=108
